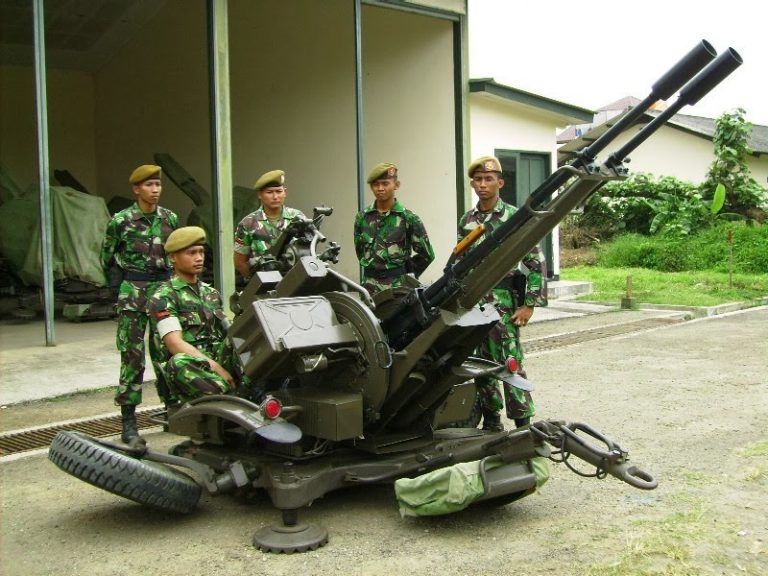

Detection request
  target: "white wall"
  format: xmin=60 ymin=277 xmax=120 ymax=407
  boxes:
xmin=469 ymin=94 xmax=562 ymax=215
xmin=469 ymin=93 xmax=567 ymax=274
xmin=747 ymin=155 xmax=768 ymax=188
xmin=361 ymin=5 xmax=457 ymax=282
xmin=599 ymin=124 xmax=715 ymax=183
xmin=591 ymin=123 xmax=768 ymax=187
xmin=470 ymin=94 xmax=559 ymax=160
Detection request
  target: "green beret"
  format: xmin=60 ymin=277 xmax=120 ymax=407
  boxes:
xmin=467 ymin=156 xmax=502 ymax=178
xmin=366 ymin=162 xmax=398 ymax=184
xmin=254 ymin=169 xmax=285 ymax=190
xmin=129 ymin=164 xmax=162 ymax=184
xmin=164 ymin=226 xmax=207 ymax=253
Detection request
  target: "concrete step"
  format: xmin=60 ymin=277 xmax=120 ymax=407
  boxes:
xmin=547 ymin=280 xmax=592 ymax=299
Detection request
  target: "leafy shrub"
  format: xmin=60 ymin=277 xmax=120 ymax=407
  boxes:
xmin=576 ymin=173 xmax=701 ymax=238
xmin=597 ymin=234 xmax=687 ymax=271
xmin=596 ymin=223 xmax=768 ymax=273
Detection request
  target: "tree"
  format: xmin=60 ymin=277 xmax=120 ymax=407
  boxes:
xmin=700 ymin=108 xmax=767 ymax=222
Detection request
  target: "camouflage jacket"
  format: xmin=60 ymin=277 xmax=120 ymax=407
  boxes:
xmin=353 ymin=199 xmax=435 ymax=277
xmin=149 ymin=276 xmax=229 ymax=361
xmin=458 ymin=197 xmax=546 ymax=308
xmin=100 ymin=203 xmax=178 ymax=312
xmin=233 ymin=206 xmax=306 ymax=267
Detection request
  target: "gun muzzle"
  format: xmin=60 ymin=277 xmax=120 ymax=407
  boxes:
xmin=608 ymin=46 xmax=743 ymax=166
xmin=679 ymin=47 xmax=743 ymax=106
xmin=651 ymin=39 xmax=717 ymax=100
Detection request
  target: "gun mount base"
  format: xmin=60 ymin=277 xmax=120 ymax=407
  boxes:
xmin=253 ymin=509 xmax=329 ymax=553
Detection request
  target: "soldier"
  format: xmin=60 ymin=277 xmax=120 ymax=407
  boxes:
xmin=101 ymin=164 xmax=178 ymax=447
xmin=150 ymin=227 xmax=253 ymax=403
xmin=233 ymin=169 xmax=306 ymax=280
xmin=354 ymin=162 xmax=435 ymax=296
xmin=458 ymin=156 xmax=547 ymax=431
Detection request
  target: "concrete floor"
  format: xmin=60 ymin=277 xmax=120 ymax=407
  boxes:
xmin=0 ymin=316 xmax=159 ymax=406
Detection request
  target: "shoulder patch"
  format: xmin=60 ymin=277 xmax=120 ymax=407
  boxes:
xmin=153 ymin=309 xmax=171 ymax=320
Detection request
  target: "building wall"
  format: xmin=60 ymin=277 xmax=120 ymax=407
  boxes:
xmin=0 ymin=65 xmax=97 ymax=193
xmin=94 ymin=0 xmax=210 ymax=219
xmin=594 ymin=123 xmax=768 ymax=186
xmin=469 ymin=94 xmax=563 ymax=273
xmin=747 ymin=155 xmax=768 ymax=188
xmin=600 ymin=124 xmax=717 ymax=183
xmin=469 ymin=94 xmax=560 ymax=166
xmin=228 ymin=0 xmax=358 ymax=276
xmin=1 ymin=0 xmax=461 ymax=283
xmin=361 ymin=6 xmax=457 ymax=282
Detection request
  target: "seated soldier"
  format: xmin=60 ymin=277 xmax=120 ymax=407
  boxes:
xmin=149 ymin=226 xmax=254 ymax=403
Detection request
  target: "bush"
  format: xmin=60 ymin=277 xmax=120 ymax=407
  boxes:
xmin=596 ymin=223 xmax=768 ymax=273
xmin=575 ymin=173 xmax=701 ymax=238
xmin=597 ymin=234 xmax=686 ymax=271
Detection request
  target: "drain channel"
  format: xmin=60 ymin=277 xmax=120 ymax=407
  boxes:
xmin=1 ymin=316 xmax=684 ymax=458
xmin=0 ymin=407 xmax=165 ymax=457
xmin=524 ymin=317 xmax=683 ymax=353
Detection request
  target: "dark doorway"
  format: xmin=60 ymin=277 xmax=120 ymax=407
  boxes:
xmin=496 ymin=150 xmax=555 ymax=279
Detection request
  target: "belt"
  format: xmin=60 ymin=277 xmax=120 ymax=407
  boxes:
xmin=364 ymin=266 xmax=407 ymax=280
xmin=123 ymin=270 xmax=171 ymax=282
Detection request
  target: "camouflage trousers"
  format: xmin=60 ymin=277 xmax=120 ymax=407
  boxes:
xmin=474 ymin=319 xmax=534 ymax=421
xmin=115 ymin=310 xmax=173 ymax=406
xmin=161 ymin=340 xmax=255 ymax=404
xmin=466 ymin=288 xmax=535 ymax=424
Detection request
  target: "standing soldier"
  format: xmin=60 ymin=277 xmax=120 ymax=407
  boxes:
xmin=233 ymin=169 xmax=305 ymax=280
xmin=150 ymin=227 xmax=253 ymax=402
xmin=101 ymin=164 xmax=178 ymax=447
xmin=458 ymin=156 xmax=547 ymax=431
xmin=354 ymin=162 xmax=435 ymax=296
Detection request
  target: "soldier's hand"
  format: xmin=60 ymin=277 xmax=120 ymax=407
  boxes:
xmin=256 ymin=254 xmax=280 ymax=272
xmin=512 ymin=305 xmax=534 ymax=327
xmin=208 ymin=359 xmax=236 ymax=388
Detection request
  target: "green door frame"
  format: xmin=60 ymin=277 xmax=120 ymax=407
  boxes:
xmin=495 ymin=149 xmax=556 ymax=279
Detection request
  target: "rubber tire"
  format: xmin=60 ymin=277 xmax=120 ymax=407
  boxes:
xmin=49 ymin=431 xmax=201 ymax=514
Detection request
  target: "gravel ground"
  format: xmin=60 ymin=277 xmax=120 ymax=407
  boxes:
xmin=1 ymin=307 xmax=766 ymax=576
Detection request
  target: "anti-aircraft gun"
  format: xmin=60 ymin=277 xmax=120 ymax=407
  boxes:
xmin=49 ymin=41 xmax=742 ymax=553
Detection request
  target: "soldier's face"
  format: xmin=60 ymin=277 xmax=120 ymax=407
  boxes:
xmin=470 ymin=172 xmax=504 ymax=202
xmin=133 ymin=179 xmax=162 ymax=208
xmin=171 ymin=245 xmax=205 ymax=278
xmin=258 ymin=186 xmax=287 ymax=211
xmin=370 ymin=178 xmax=399 ymax=203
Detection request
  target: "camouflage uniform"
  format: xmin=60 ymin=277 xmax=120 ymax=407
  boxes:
xmin=149 ymin=277 xmax=252 ymax=403
xmin=233 ymin=206 xmax=305 ymax=273
xmin=101 ymin=203 xmax=178 ymax=406
xmin=458 ymin=197 xmax=547 ymax=423
xmin=354 ymin=199 xmax=435 ymax=296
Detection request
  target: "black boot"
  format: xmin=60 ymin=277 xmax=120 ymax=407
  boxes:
xmin=121 ymin=405 xmax=146 ymax=447
xmin=481 ymin=410 xmax=504 ymax=432
xmin=514 ymin=417 xmax=531 ymax=428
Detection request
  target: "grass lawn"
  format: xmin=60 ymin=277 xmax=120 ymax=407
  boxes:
xmin=560 ymin=266 xmax=768 ymax=307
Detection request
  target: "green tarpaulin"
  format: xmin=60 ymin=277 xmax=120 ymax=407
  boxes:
xmin=394 ymin=457 xmax=550 ymax=517
xmin=0 ymin=186 xmax=110 ymax=287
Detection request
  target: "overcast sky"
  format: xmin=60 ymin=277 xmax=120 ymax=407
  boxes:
xmin=468 ymin=0 xmax=767 ymax=127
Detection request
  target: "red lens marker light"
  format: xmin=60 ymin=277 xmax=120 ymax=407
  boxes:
xmin=263 ymin=397 xmax=282 ymax=419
